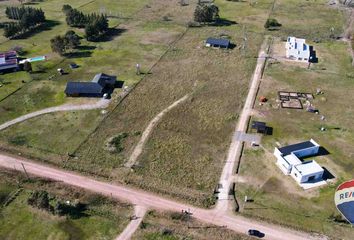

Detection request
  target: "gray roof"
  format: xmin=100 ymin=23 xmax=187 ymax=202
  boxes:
xmin=92 ymin=73 xmax=116 ymax=87
xmin=206 ymin=38 xmax=230 ymax=48
xmin=65 ymin=82 xmax=103 ymax=95
xmin=278 ymin=141 xmax=315 ymax=156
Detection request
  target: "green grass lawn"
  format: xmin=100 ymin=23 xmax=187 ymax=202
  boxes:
xmin=0 ymin=110 xmax=104 ymax=164
xmin=235 ymin=1 xmax=354 ymax=238
xmin=269 ymin=0 xmax=345 ymax=41
xmin=0 ymin=0 xmax=176 ymax=124
xmin=0 ymin=71 xmax=31 ymax=101
xmin=132 ymin=210 xmax=252 ymax=240
xmin=0 ymin=168 xmax=132 ymax=240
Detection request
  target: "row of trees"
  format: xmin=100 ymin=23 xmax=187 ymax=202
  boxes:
xmin=4 ymin=6 xmax=46 ymax=38
xmin=62 ymin=4 xmax=109 ymax=41
xmin=27 ymin=190 xmax=87 ymax=218
xmin=50 ymin=30 xmax=81 ymax=56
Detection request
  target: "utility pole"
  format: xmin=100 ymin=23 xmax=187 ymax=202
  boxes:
xmin=242 ymin=25 xmax=248 ymax=54
xmin=21 ymin=163 xmax=29 ymax=179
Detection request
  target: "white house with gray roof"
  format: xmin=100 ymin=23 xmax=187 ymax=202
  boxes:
xmin=274 ymin=139 xmax=324 ymax=185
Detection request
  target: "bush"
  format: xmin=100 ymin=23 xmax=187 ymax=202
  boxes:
xmin=264 ymin=18 xmax=281 ymax=29
xmin=105 ymin=133 xmax=128 ymax=153
xmin=27 ymin=190 xmax=50 ymax=210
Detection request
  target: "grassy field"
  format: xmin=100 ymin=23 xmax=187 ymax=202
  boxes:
xmin=0 ymin=0 xmax=188 ymax=124
xmin=0 ymin=168 xmax=132 ymax=240
xmin=235 ymin=1 xmax=354 ymax=238
xmin=132 ymin=210 xmax=252 ymax=240
xmin=269 ymin=0 xmax=346 ymax=40
xmin=0 ymin=0 xmax=194 ymax=160
xmin=0 ymin=0 xmax=268 ymax=207
xmin=0 ymin=110 xmax=104 ymax=162
xmin=62 ymin=0 xmax=267 ymax=207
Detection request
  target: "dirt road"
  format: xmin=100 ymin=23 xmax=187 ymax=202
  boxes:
xmin=0 ymin=153 xmax=322 ymax=240
xmin=0 ymin=99 xmax=110 ymax=131
xmin=216 ymin=40 xmax=269 ymax=212
xmin=116 ymin=205 xmax=147 ymax=240
xmin=125 ymin=94 xmax=190 ymax=168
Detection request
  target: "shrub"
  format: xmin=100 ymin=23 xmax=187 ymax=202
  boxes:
xmin=264 ymin=18 xmax=281 ymax=29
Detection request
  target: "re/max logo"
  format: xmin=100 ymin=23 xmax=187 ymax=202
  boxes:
xmin=339 ymin=191 xmax=354 ymax=200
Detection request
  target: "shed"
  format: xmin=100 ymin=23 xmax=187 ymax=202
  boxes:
xmin=206 ymin=38 xmax=230 ymax=48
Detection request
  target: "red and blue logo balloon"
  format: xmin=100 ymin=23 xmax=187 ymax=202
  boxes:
xmin=335 ymin=179 xmax=354 ymax=225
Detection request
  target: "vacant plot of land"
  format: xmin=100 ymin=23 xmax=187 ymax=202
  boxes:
xmin=68 ymin=0 xmax=264 ymax=207
xmin=0 ymin=168 xmax=132 ymax=240
xmin=236 ymin=2 xmax=354 ymax=238
xmin=0 ymin=110 xmax=104 ymax=163
xmin=132 ymin=210 xmax=252 ymax=240
xmin=270 ymin=0 xmax=345 ymax=40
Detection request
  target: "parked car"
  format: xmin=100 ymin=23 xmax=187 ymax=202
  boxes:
xmin=248 ymin=229 xmax=265 ymax=238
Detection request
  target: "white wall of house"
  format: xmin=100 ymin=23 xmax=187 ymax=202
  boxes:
xmin=290 ymin=163 xmax=324 ymax=183
xmin=274 ymin=139 xmax=324 ymax=185
xmin=285 ymin=37 xmax=310 ymax=61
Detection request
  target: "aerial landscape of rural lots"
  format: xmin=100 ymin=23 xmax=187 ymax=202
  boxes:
xmin=0 ymin=0 xmax=354 ymax=239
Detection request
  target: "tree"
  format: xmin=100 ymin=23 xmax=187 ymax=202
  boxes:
xmin=23 ymin=61 xmax=32 ymax=72
xmin=194 ymin=4 xmax=219 ymax=23
xmin=4 ymin=23 xmax=22 ymax=38
xmin=62 ymin=4 xmax=73 ymax=15
xmin=50 ymin=35 xmax=66 ymax=55
xmin=85 ymin=23 xmax=100 ymax=41
xmin=64 ymin=30 xmax=81 ymax=49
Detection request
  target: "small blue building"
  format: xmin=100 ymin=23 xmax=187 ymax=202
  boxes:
xmin=205 ymin=38 xmax=230 ymax=48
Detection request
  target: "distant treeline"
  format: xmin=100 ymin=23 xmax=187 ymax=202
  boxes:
xmin=62 ymin=4 xmax=109 ymax=41
xmin=4 ymin=6 xmax=46 ymax=39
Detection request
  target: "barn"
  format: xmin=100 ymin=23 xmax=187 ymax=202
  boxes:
xmin=65 ymin=73 xmax=117 ymax=97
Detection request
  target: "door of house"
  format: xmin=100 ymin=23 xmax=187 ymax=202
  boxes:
xmin=308 ymin=175 xmax=315 ymax=181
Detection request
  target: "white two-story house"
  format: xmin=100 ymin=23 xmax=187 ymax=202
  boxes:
xmin=285 ymin=36 xmax=310 ymax=61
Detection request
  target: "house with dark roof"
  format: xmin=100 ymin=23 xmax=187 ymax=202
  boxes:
xmin=205 ymin=38 xmax=230 ymax=48
xmin=274 ymin=139 xmax=325 ymax=187
xmin=0 ymin=51 xmax=18 ymax=72
xmin=65 ymin=73 xmax=117 ymax=97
